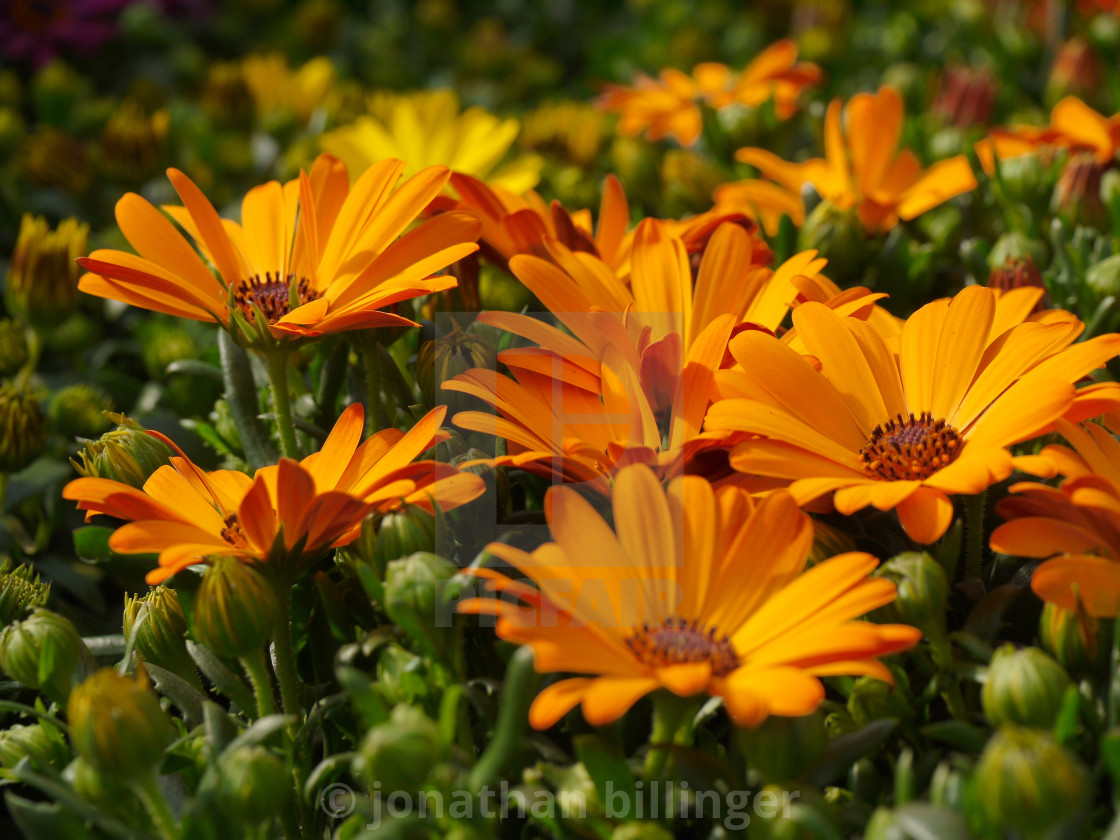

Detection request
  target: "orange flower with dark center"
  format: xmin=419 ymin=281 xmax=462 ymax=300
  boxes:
xmin=460 ymin=465 xmax=920 ymax=728
xmin=63 ymin=404 xmax=485 ymax=583
xmin=77 ymin=154 xmax=481 ymax=346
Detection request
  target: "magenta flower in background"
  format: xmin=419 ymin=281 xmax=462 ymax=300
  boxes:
xmin=2 ymin=0 xmax=141 ymax=67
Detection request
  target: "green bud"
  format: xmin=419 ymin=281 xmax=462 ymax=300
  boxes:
xmin=214 ymin=745 xmax=288 ymax=825
xmin=0 ymin=320 xmax=28 ymax=377
xmin=20 ymin=127 xmax=92 ymax=195
xmin=124 ymin=587 xmax=200 ymax=689
xmin=982 ymin=645 xmax=1071 ymax=729
xmin=797 ymin=201 xmax=866 ymax=285
xmin=97 ymin=99 xmax=168 ymax=185
xmin=987 ymin=232 xmax=1048 ymax=272
xmin=848 ymin=674 xmax=913 ymax=727
xmin=1086 ymin=253 xmax=1120 ymax=299
xmin=0 ymin=558 xmax=50 ymax=626
xmin=384 ymin=552 xmax=458 ymax=661
xmin=418 ymin=323 xmax=498 ymax=411
xmin=734 ymin=709 xmax=827 ymax=782
xmin=968 ymin=727 xmax=1087 ymax=836
xmin=49 ymin=384 xmax=113 ymax=440
xmin=354 ymin=704 xmax=444 ymax=792
xmin=362 ymin=507 xmax=437 ymax=576
xmin=995 ymin=154 xmax=1050 ymax=208
xmin=873 ymin=552 xmax=947 ymax=661
xmin=0 ymin=108 xmax=26 ymax=158
xmin=191 ymin=558 xmax=278 ymax=660
xmin=71 ymin=414 xmax=175 ymax=489
xmin=136 ymin=318 xmax=197 ymax=381
xmin=46 ymin=311 xmax=101 ymax=355
xmin=610 ymin=821 xmax=675 ymax=840
xmin=6 ymin=213 xmax=87 ymax=329
xmin=203 ymin=62 xmax=256 ymax=130
xmin=0 ymin=723 xmax=69 ymax=771
xmin=0 ymin=608 xmax=83 ymax=704
xmin=67 ymin=668 xmax=172 ymax=780
xmin=1054 ymin=153 xmax=1107 ymax=230
xmin=930 ymin=758 xmax=969 ymax=811
xmin=0 ymin=386 xmax=46 ymax=473
xmin=661 ymin=149 xmax=725 ymax=216
xmin=1039 ymin=602 xmax=1103 ymax=674
xmin=65 ymin=756 xmax=144 ymax=819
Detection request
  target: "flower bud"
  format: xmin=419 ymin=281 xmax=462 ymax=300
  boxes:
xmin=987 ymin=256 xmax=1046 ymax=308
xmin=982 ymin=645 xmax=1071 ymax=729
xmin=0 ymin=386 xmax=44 ymax=475
xmin=1086 ymin=253 xmax=1120 ymax=299
xmin=1054 ymin=153 xmax=1106 ymax=230
xmin=214 ymin=745 xmax=288 ymax=825
xmin=0 ymin=320 xmax=28 ymax=378
xmin=418 ymin=324 xmax=498 ymax=411
xmin=0 ymin=108 xmax=26 ymax=158
xmin=797 ymin=200 xmax=866 ymax=284
xmin=49 ymin=384 xmax=113 ymax=440
xmin=847 ymin=673 xmax=913 ymax=726
xmin=968 ymin=727 xmax=1087 ymax=836
xmin=364 ymin=508 xmax=437 ymax=576
xmin=191 ymin=558 xmax=278 ymax=660
xmin=0 ymin=723 xmax=69 ymax=771
xmin=6 ymin=214 xmax=87 ymax=329
xmin=20 ymin=127 xmax=91 ymax=195
xmin=986 ymin=231 xmax=1048 ymax=272
xmin=933 ymin=65 xmax=997 ymax=129
xmin=354 ymin=704 xmax=444 ymax=792
xmin=0 ymin=608 xmax=82 ymax=704
xmin=30 ymin=60 xmax=91 ymax=126
xmin=97 ymin=99 xmax=169 ymax=185
xmin=124 ymin=587 xmax=200 ymax=689
xmin=203 ymin=62 xmax=255 ymax=130
xmin=872 ymin=552 xmax=946 ymax=660
xmin=996 ymin=154 xmax=1049 ymax=208
xmin=1046 ymin=38 xmax=1100 ymax=106
xmin=384 ymin=552 xmax=459 ymax=661
xmin=0 ymin=558 xmax=50 ymax=626
xmin=734 ymin=709 xmax=828 ymax=782
xmin=65 ymin=756 xmax=144 ymax=819
xmin=1039 ymin=602 xmax=1104 ymax=674
xmin=661 ymin=150 xmax=725 ymax=216
xmin=136 ymin=319 xmax=198 ymax=380
xmin=71 ymin=414 xmax=175 ymax=489
xmin=67 ymin=668 xmax=172 ymax=780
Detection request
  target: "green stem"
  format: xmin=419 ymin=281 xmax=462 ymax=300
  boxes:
xmin=942 ymin=679 xmax=969 ymax=722
xmin=241 ymin=647 xmax=277 ymax=719
xmin=271 ymin=587 xmax=302 ymax=720
xmin=13 ymin=327 xmax=41 ymax=391
xmin=218 ymin=330 xmax=275 ymax=469
xmin=265 ymin=349 xmax=299 ymax=460
xmin=642 ymin=691 xmax=699 ymax=780
xmin=362 ymin=343 xmax=384 ymax=435
xmin=134 ymin=772 xmax=177 ymax=840
xmin=467 ymin=646 xmax=540 ymax=792
xmin=0 ymin=472 xmax=8 ymax=514
xmin=964 ymin=491 xmax=987 ymax=581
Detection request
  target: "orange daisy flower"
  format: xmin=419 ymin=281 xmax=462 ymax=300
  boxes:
xmin=63 ymin=404 xmax=485 ymax=584
xmin=735 ymin=86 xmax=978 ymax=233
xmin=460 ymin=465 xmax=920 ymax=728
xmin=977 ymin=97 xmax=1120 ymax=170
xmin=992 ymin=416 xmax=1120 ymax=617
xmin=597 ymin=40 xmax=820 ymax=147
xmin=77 ymin=154 xmax=481 ymax=346
xmin=705 ymin=285 xmax=1120 ymax=543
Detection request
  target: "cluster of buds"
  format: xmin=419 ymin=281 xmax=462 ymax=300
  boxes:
xmin=123 ymin=587 xmax=200 ymax=689
xmin=0 ymin=558 xmax=50 ymax=626
xmin=0 ymin=608 xmax=85 ymax=705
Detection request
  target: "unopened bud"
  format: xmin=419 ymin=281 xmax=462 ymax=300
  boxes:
xmin=418 ymin=324 xmax=498 ymax=411
xmin=1039 ymin=602 xmax=1103 ymax=674
xmin=191 ymin=558 xmax=278 ymax=660
xmin=0 ymin=558 xmax=50 ymax=626
xmin=797 ymin=200 xmax=866 ymax=284
xmin=123 ymin=587 xmax=200 ymax=689
xmin=982 ymin=645 xmax=1071 ymax=729
xmin=0 ymin=608 xmax=82 ymax=704
xmin=354 ymin=704 xmax=444 ymax=792
xmin=0 ymin=722 xmax=69 ymax=771
xmin=384 ymin=552 xmax=459 ymax=661
xmin=734 ymin=709 xmax=828 ymax=782
xmin=6 ymin=213 xmax=87 ymax=329
xmin=0 ymin=320 xmax=28 ymax=377
xmin=848 ymin=673 xmax=913 ymax=726
xmin=214 ymin=745 xmax=288 ymax=825
xmin=873 ymin=553 xmax=948 ymax=660
xmin=50 ymin=384 xmax=113 ymax=440
xmin=71 ymin=414 xmax=175 ymax=489
xmin=0 ymin=386 xmax=45 ymax=473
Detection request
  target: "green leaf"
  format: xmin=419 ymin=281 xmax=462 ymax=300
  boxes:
xmin=918 ymin=720 xmax=988 ymax=753
xmin=6 ymin=792 xmax=99 ymax=840
xmin=804 ymin=719 xmax=897 ymax=786
xmin=145 ymin=661 xmax=206 ymax=727
xmin=574 ymin=734 xmax=637 ymax=820
xmin=186 ymin=640 xmax=255 ymax=714
xmin=72 ymin=526 xmax=115 ymax=559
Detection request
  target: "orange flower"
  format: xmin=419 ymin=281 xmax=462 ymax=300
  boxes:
xmin=78 ymin=154 xmax=480 ymax=346
xmin=445 ymin=222 xmax=879 ymax=487
xmin=992 ymin=416 xmax=1120 ymax=617
xmin=977 ymin=97 xmax=1120 ymax=171
xmin=736 ymin=86 xmax=978 ymax=233
xmin=63 ymin=404 xmax=485 ymax=584
xmin=706 ymin=286 xmax=1120 ymax=543
xmin=460 ymin=465 xmax=920 ymax=728
xmin=597 ymin=41 xmax=820 ymax=147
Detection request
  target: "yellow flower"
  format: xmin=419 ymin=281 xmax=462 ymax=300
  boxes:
xmin=320 ymin=89 xmax=541 ymax=192
xmin=461 ymin=465 xmax=920 ymax=728
xmin=736 ymin=86 xmax=978 ymax=233
xmin=242 ymin=52 xmax=335 ymax=126
xmin=706 ymin=285 xmax=1120 ymax=543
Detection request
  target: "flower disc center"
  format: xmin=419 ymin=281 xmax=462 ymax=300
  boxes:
xmin=233 ymin=272 xmax=320 ymax=324
xmin=860 ymin=411 xmax=963 ymax=481
xmin=626 ymin=616 xmax=739 ymax=676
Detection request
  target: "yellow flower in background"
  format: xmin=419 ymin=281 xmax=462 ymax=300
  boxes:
xmin=320 ymin=89 xmax=542 ymax=192
xmin=597 ymin=40 xmax=821 ymax=147
xmin=461 ymin=465 xmax=920 ymax=729
xmin=519 ymin=99 xmax=606 ymax=167
xmin=242 ymin=52 xmax=335 ymax=125
xmin=736 ymin=86 xmax=978 ymax=233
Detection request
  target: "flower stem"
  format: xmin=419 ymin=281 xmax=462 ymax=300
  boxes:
xmin=242 ymin=647 xmax=277 ymax=719
xmin=362 ymin=343 xmax=385 ymax=435
xmin=1108 ymin=616 xmax=1120 ymax=729
xmin=271 ymin=587 xmax=303 ymax=720
xmin=964 ymin=491 xmax=987 ymax=581
xmin=134 ymin=772 xmax=177 ymax=840
xmin=265 ymin=349 xmax=299 ymax=460
xmin=643 ymin=692 xmax=699 ymax=780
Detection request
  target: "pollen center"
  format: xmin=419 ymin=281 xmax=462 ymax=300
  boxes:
xmin=860 ymin=411 xmax=963 ymax=481
xmin=233 ymin=272 xmax=320 ymax=324
xmin=625 ymin=616 xmax=739 ymax=677
xmin=220 ymin=513 xmax=247 ymax=547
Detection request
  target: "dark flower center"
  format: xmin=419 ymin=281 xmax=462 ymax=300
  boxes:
xmin=860 ymin=411 xmax=963 ymax=481
xmin=220 ymin=513 xmax=247 ymax=547
xmin=626 ymin=616 xmax=739 ymax=677
xmin=233 ymin=273 xmax=320 ymax=324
